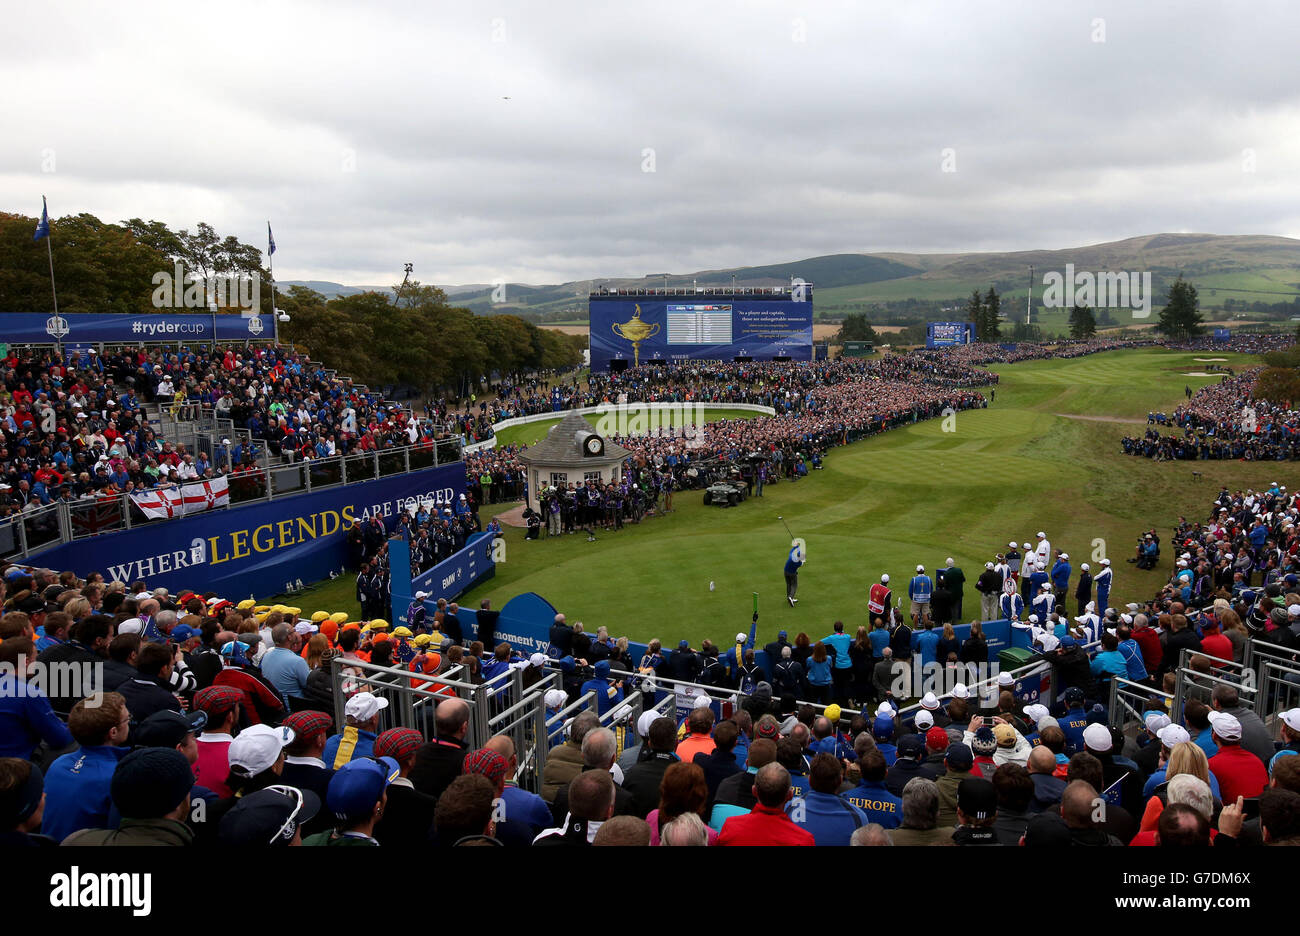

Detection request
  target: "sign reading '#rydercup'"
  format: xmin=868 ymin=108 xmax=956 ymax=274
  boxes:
xmin=27 ymin=463 xmax=465 ymax=599
xmin=2 ymin=311 xmax=272 ymax=345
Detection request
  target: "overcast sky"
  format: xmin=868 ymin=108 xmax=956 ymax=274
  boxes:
xmin=3 ymin=0 xmax=1299 ymax=286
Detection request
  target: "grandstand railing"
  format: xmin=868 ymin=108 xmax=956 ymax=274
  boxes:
xmin=0 ymin=437 xmax=465 ymax=563
xmin=1108 ymin=677 xmax=1174 ymax=732
xmin=1171 ymin=647 xmax=1256 ymax=724
xmin=1257 ymin=660 xmax=1300 ymax=731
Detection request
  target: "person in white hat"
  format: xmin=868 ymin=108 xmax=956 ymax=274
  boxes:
xmin=908 ymin=564 xmax=933 ymax=624
xmin=1031 ymin=582 xmax=1055 ymax=624
xmin=1207 ymin=711 xmax=1268 ymax=804
xmin=1074 ymin=562 xmax=1093 ymax=617
xmin=1034 ymin=532 xmax=1051 ymax=569
xmin=1269 ymin=709 xmax=1300 ymax=774
xmin=323 ymin=692 xmax=390 ymax=769
xmin=977 ymin=561 xmax=1001 ymax=623
xmin=227 ymin=723 xmax=295 ymax=789
xmin=1005 ymin=542 xmax=1022 ymax=582
xmin=1093 ymin=557 xmax=1113 ymax=613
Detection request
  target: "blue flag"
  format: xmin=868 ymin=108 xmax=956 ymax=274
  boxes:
xmin=267 ymin=221 xmax=276 ymax=255
xmin=34 ymin=196 xmax=50 ymax=242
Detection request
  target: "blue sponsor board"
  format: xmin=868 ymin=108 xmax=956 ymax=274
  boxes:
xmin=589 ymin=294 xmax=813 ymax=370
xmin=3 ymin=312 xmax=272 ymax=345
xmin=26 ymin=463 xmax=465 ymax=599
xmin=390 ymin=532 xmax=496 ymax=630
xmin=926 ymin=321 xmax=974 ymax=348
xmin=1213 ymin=328 xmax=1231 ymax=342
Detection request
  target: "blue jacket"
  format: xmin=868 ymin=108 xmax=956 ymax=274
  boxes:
xmin=41 ymin=745 xmax=130 ymax=843
xmin=868 ymin=629 xmax=891 ymax=657
xmin=1051 ymin=561 xmax=1071 ymax=590
xmin=805 ymin=657 xmax=832 ymax=687
xmin=581 ymin=678 xmax=624 ymax=716
xmin=787 ymin=789 xmax=867 ymax=845
xmin=841 ymin=780 xmax=902 ymax=829
xmin=1059 ymin=707 xmax=1089 ymax=754
xmin=822 ymin=633 xmax=853 ymax=669
xmin=0 ymin=673 xmax=74 ymax=759
xmin=1118 ymin=639 xmax=1149 ymax=681
xmin=908 ymin=575 xmax=933 ymax=603
xmin=912 ymin=629 xmax=941 ymax=667
xmin=784 ymin=547 xmax=804 ymax=576
xmin=323 ymin=728 xmax=377 ymax=769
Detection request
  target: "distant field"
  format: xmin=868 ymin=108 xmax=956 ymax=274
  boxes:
xmin=269 ymin=349 xmax=1295 ymax=648
xmin=491 ymin=406 xmax=763 ymax=449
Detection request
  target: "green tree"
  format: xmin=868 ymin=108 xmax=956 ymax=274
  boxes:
xmin=965 ymin=289 xmax=984 ymax=339
xmin=833 ymin=312 xmax=878 ymax=344
xmin=1068 ymin=304 xmax=1097 ymax=338
xmin=1157 ymin=276 xmax=1205 ymax=340
xmin=982 ymin=287 xmax=1002 ymax=340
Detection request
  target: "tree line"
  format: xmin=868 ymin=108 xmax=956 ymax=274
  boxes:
xmin=0 ymin=210 xmax=583 ymax=394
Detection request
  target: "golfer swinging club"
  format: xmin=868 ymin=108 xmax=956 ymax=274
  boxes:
xmin=784 ymin=538 xmax=806 ymax=607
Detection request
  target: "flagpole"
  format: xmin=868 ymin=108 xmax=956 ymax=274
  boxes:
xmin=268 ymin=221 xmax=278 ymax=347
xmin=44 ymin=196 xmax=61 ymax=356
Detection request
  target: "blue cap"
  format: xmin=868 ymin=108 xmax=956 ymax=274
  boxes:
xmin=558 ymin=655 xmax=576 ymax=673
xmin=678 ymin=639 xmax=690 ymax=649
xmin=326 ymin=756 xmax=401 ymax=820
xmin=594 ymin=659 xmax=611 ymax=678
xmin=170 ymin=624 xmax=201 ymax=642
xmin=219 ymin=640 xmax=250 ymax=666
xmin=778 ymin=631 xmax=788 ymax=639
xmin=1059 ymin=636 xmax=1078 ymax=649
xmin=872 ymin=716 xmax=895 ymax=740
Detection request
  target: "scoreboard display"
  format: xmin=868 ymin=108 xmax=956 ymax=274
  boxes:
xmin=589 ymin=289 xmax=813 ymax=370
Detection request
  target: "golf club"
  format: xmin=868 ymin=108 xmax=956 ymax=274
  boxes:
xmin=778 ymin=515 xmax=795 ymax=539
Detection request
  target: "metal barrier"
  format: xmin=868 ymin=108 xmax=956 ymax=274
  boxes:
xmin=1172 ymin=647 xmax=1257 ymax=723
xmin=1257 ymin=660 xmax=1300 ymax=730
xmin=1109 ymin=677 xmax=1174 ymax=731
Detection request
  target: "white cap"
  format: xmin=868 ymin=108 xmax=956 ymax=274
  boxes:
xmin=1037 ymin=531 xmax=1046 ymax=538
xmin=1086 ymin=602 xmax=1096 ymax=612
xmin=914 ymin=710 xmax=934 ymax=729
xmin=636 ymin=710 xmax=661 ymax=738
xmin=293 ymin=622 xmax=318 ymax=636
xmin=693 ymin=694 xmax=713 ymax=709
xmin=997 ymin=672 xmax=1015 ymax=687
xmin=1023 ymin=703 xmax=1050 ymax=725
xmin=118 ymin=618 xmax=144 ymax=635
xmin=344 ymin=692 xmax=389 ymax=722
xmin=414 ymin=591 xmax=430 ymax=600
xmin=1028 ymin=614 xmax=1039 ymax=624
xmin=1177 ymin=559 xmax=1188 ymax=567
xmin=734 ymin=633 xmax=747 ymax=644
xmin=1101 ymin=558 xmax=1111 ymax=566
xmin=920 ymin=692 xmax=939 ymax=710
xmin=876 ymin=702 xmax=895 ymax=717
xmin=951 ymin=684 xmax=970 ymax=699
xmin=228 ymin=724 xmax=294 ymax=777
xmin=1041 ymin=583 xmax=1053 ymax=591
xmin=1081 ymin=563 xmax=1090 ymax=571
xmin=1082 ymin=723 xmax=1113 ymax=752
xmin=529 ymin=652 xmax=548 ymax=668
xmin=1157 ymin=724 xmax=1191 ymax=748
xmin=1279 ymin=709 xmax=1300 ymax=732
xmin=1038 ymin=634 xmax=1060 ymax=652
xmin=1208 ymin=711 xmax=1242 ymax=741
xmin=1181 ymin=552 xmax=1192 ymax=560
xmin=1009 ymin=541 xmax=1017 ymax=548
xmin=1022 ymin=542 xmax=1032 ymax=549
xmin=1060 ymin=553 xmax=1068 ymax=560
xmin=544 ymin=689 xmax=568 ymax=709
xmin=985 ymin=562 xmax=994 ymax=569
xmin=1121 ymin=613 xmax=1134 ymax=625
xmin=1144 ymin=713 xmax=1171 ymax=734
xmin=1289 ymin=604 xmax=1300 ymax=617
xmin=881 ymin=573 xmax=890 ymax=584
xmin=916 ymin=564 xmax=925 ymax=573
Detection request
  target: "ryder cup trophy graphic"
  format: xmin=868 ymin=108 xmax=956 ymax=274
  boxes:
xmin=611 ymin=304 xmax=660 ymax=367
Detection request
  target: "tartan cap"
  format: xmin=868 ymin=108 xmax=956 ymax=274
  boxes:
xmin=193 ymin=685 xmax=243 ymax=717
xmin=373 ymin=728 xmax=423 ymax=761
xmin=282 ymin=710 xmax=334 ymax=741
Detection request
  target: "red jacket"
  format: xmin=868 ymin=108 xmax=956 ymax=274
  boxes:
xmin=213 ymin=667 xmax=286 ymax=725
xmin=1132 ymin=629 xmax=1163 ymax=674
xmin=717 ymin=803 xmax=815 ymax=846
xmin=1209 ymin=745 xmax=1268 ymax=804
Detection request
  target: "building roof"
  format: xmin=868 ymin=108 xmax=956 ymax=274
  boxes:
xmin=517 ymin=410 xmax=631 ymax=468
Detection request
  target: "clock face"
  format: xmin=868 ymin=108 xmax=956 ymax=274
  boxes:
xmin=585 ymin=435 xmax=603 ymax=455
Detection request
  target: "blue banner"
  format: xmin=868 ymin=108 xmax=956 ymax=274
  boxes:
xmin=390 ymin=532 xmax=496 ymax=630
xmin=927 ymin=321 xmax=974 ymax=348
xmin=1213 ymin=328 xmax=1231 ymax=342
xmin=1 ymin=312 xmax=274 ymax=345
xmin=588 ymin=295 xmax=813 ymax=370
xmin=27 ymin=463 xmax=465 ymax=600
